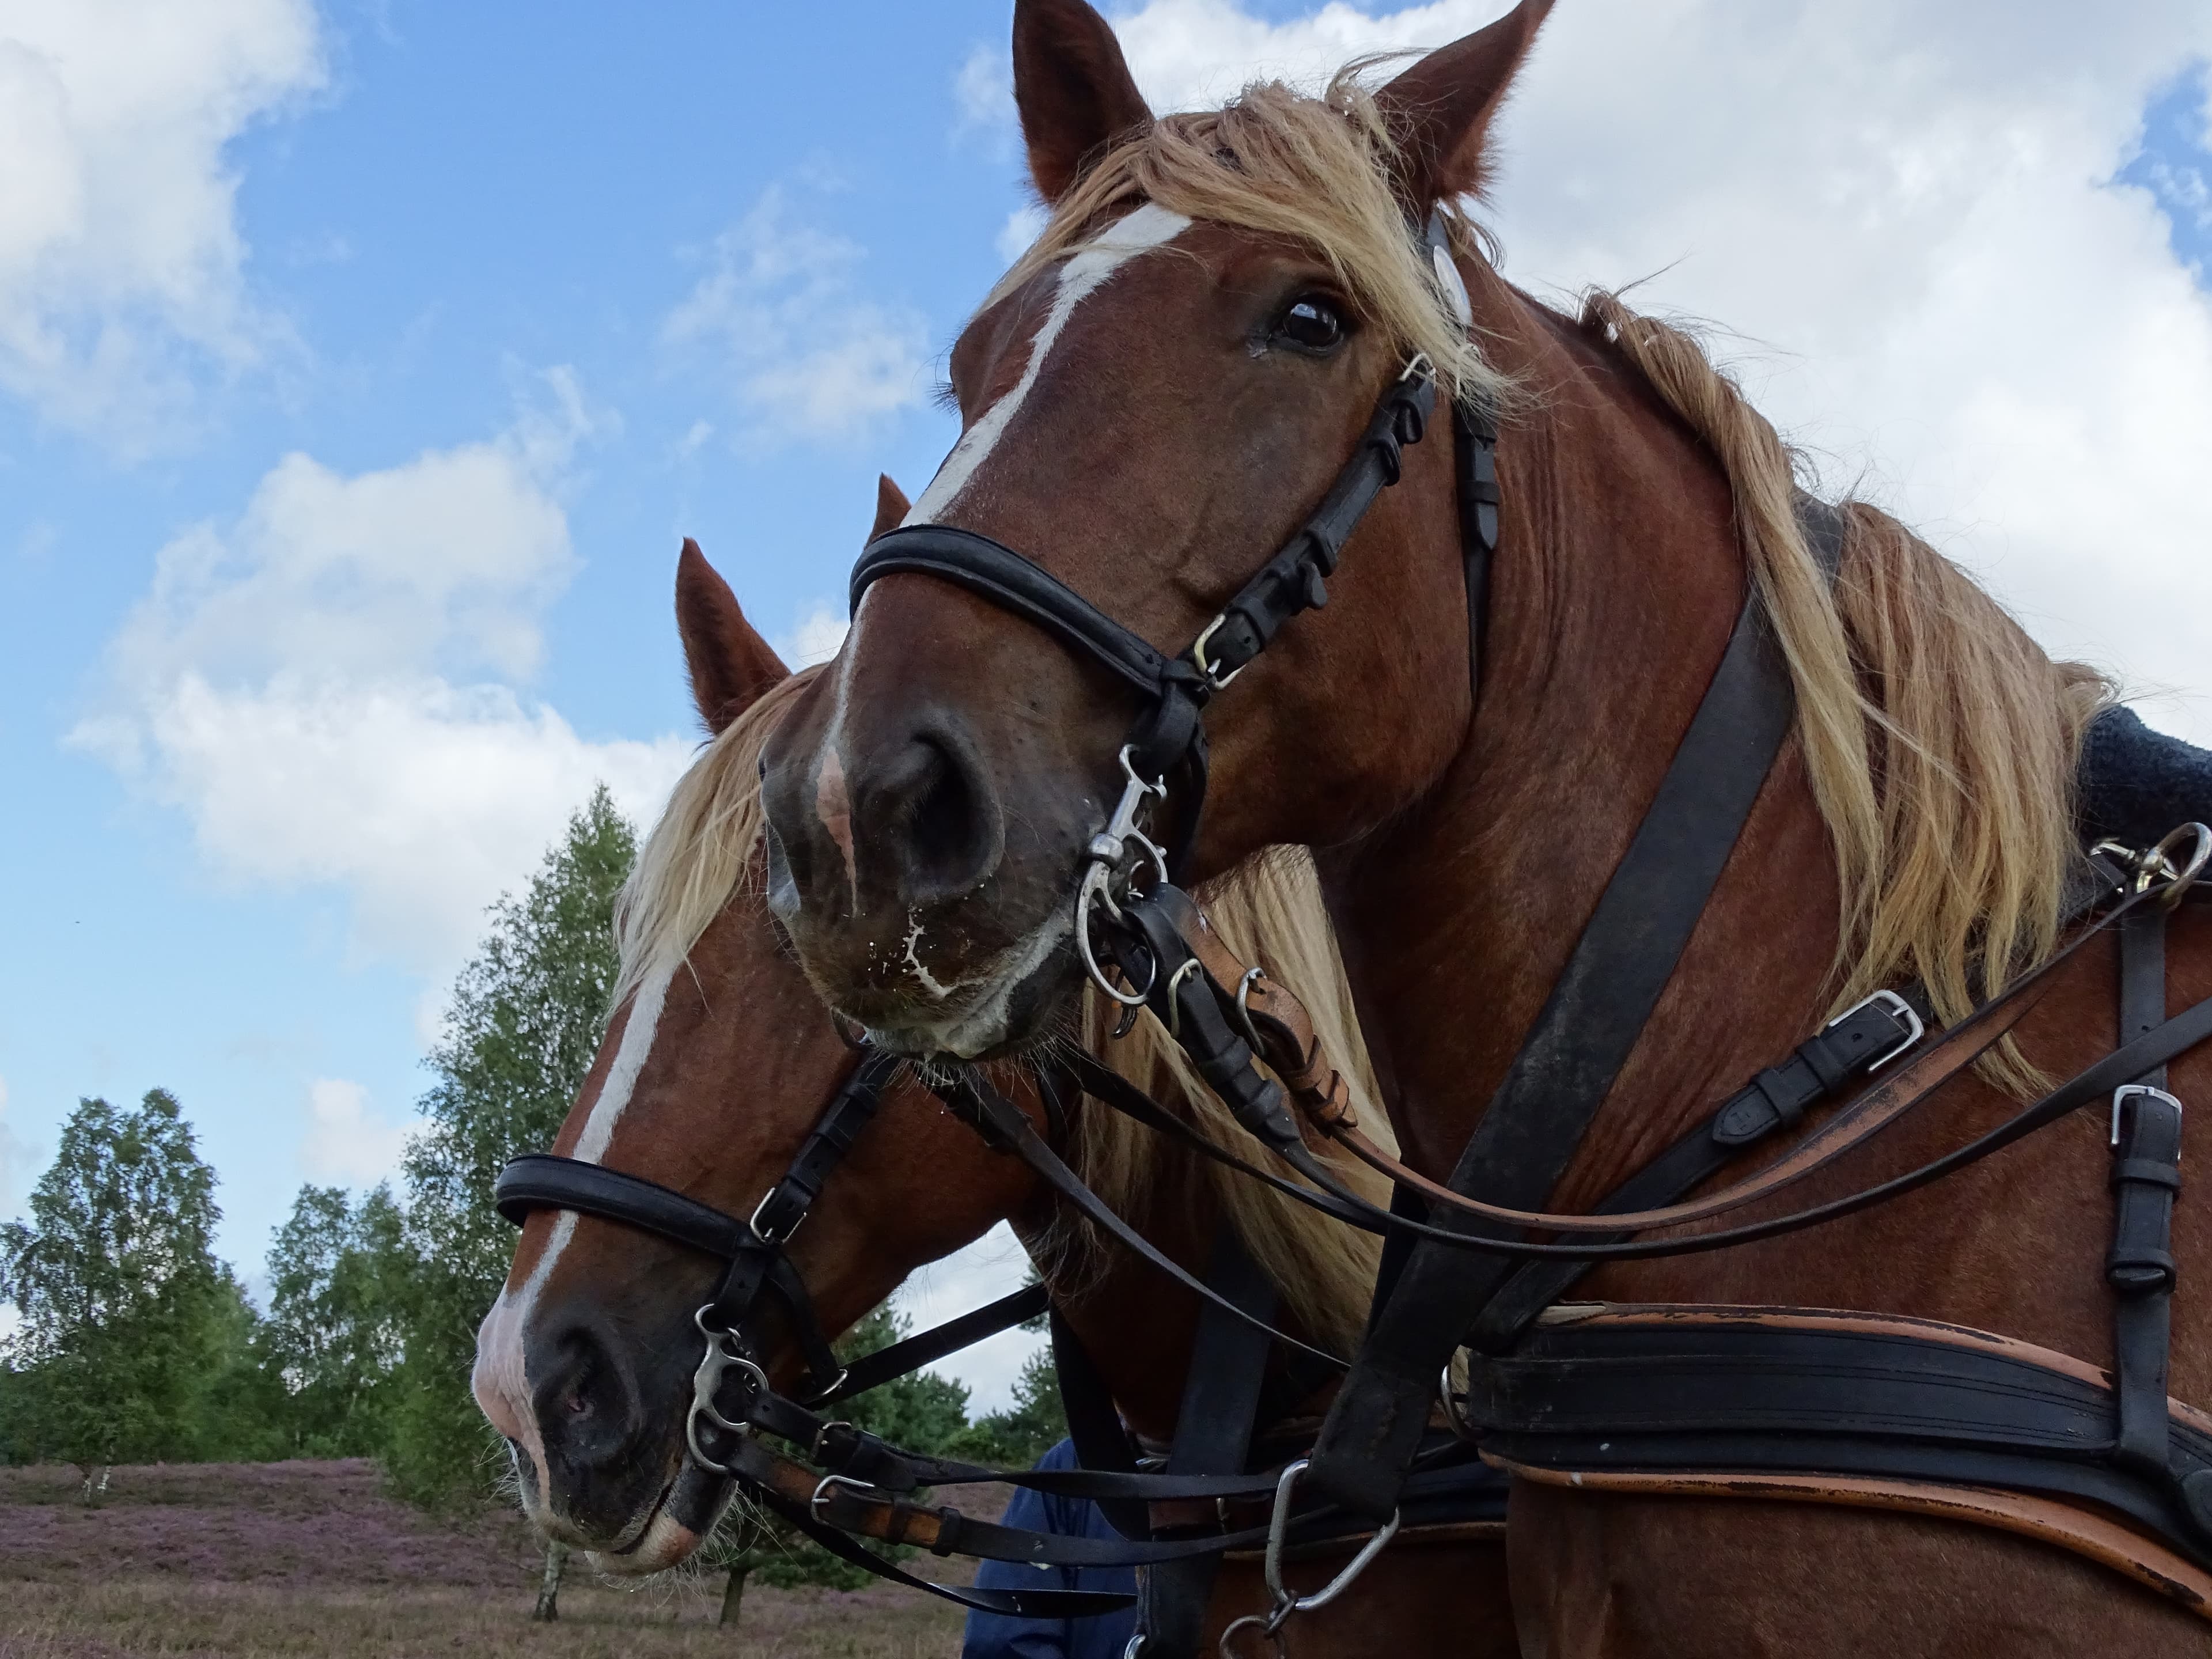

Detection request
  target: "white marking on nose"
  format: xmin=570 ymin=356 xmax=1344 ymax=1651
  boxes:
xmin=906 ymin=202 xmax=1192 ymax=527
xmin=815 ymin=745 xmax=858 ymax=909
xmin=475 ymin=962 xmax=676 ymax=1510
xmin=902 ymin=910 xmax=957 ymax=1001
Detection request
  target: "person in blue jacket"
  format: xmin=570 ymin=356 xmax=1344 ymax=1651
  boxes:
xmin=963 ymin=1438 xmax=1140 ymax=1659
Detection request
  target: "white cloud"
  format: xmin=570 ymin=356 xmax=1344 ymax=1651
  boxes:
xmin=894 ymin=1221 xmax=1042 ymax=1414
xmin=0 ymin=0 xmax=325 ymax=449
xmin=773 ymin=602 xmax=850 ymax=670
xmin=664 ymin=185 xmax=927 ymax=445
xmin=300 ymin=1078 xmax=409 ymax=1185
xmin=1056 ymin=1 xmax=2212 ymax=737
xmin=0 ymin=1075 xmax=33 ymax=1220
xmin=74 ymin=371 xmax=693 ymax=976
xmin=996 ymin=204 xmax=1050 ymax=266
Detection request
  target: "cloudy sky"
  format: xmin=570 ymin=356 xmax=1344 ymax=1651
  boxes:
xmin=2 ymin=0 xmax=2209 ymax=1409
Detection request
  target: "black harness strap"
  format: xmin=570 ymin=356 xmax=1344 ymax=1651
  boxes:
xmin=1138 ymin=1226 xmax=1281 ymax=1658
xmin=1053 ymin=1307 xmax=1153 ymax=1544
xmin=2111 ymin=902 xmax=2184 ymax=1483
xmin=1306 ymin=589 xmax=1796 ymax=1515
xmin=821 ymin=1282 xmax=1050 ymax=1407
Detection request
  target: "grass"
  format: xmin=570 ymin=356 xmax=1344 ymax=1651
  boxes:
xmin=0 ymin=1461 xmax=971 ymax=1658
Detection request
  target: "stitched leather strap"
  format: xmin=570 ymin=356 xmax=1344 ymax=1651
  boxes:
xmin=2111 ymin=904 xmax=2183 ymax=1480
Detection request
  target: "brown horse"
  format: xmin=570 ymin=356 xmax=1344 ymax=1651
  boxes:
xmin=755 ymin=3 xmax=2212 ymax=1653
xmin=471 ymin=532 xmax=1514 ymax=1653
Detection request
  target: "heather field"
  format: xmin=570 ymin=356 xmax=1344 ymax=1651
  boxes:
xmin=0 ymin=1461 xmax=971 ymax=1658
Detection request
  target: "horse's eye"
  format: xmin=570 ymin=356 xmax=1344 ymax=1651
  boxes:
xmin=1275 ymin=296 xmax=1345 ymax=353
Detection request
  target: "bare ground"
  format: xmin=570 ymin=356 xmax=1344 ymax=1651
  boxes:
xmin=0 ymin=1461 xmax=978 ymax=1658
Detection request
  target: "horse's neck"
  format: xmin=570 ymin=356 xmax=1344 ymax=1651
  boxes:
xmin=1323 ymin=281 xmax=1843 ymax=1200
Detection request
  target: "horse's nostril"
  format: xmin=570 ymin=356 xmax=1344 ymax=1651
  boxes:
xmin=563 ymin=1393 xmax=591 ymax=1418
xmin=880 ymin=733 xmax=1003 ymax=907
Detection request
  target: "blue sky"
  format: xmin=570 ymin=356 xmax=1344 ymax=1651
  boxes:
xmin=3 ymin=2 xmax=2211 ymax=1406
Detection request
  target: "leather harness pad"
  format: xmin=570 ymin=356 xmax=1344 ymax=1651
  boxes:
xmin=1471 ymin=1304 xmax=2212 ymax=1572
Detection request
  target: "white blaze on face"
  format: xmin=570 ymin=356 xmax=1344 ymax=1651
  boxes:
xmin=904 ymin=202 xmax=1193 ymax=527
xmin=472 ymin=963 xmax=677 ymax=1509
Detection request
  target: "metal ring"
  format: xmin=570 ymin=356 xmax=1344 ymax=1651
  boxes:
xmin=799 ymin=1369 xmax=851 ymax=1408
xmin=1217 ymin=1613 xmax=1287 ymax=1659
xmin=1077 ymin=870 xmax=1153 ymax=1008
xmin=1163 ymin=957 xmax=1205 ymax=1040
xmin=1233 ymin=967 xmax=1268 ymax=1054
xmin=1262 ymin=1459 xmax=1402 ymax=1619
xmin=1438 ymin=1355 xmax=1479 ymax=1444
xmin=1191 ymin=613 xmax=1247 ymax=691
xmin=2149 ymin=823 xmax=2212 ymax=910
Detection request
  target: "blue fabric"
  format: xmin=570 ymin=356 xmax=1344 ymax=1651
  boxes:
xmin=961 ymin=1439 xmax=1140 ymax=1659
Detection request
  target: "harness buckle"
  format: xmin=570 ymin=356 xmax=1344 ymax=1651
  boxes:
xmin=810 ymin=1472 xmax=878 ymax=1522
xmin=1191 ymin=613 xmax=1247 ymax=691
xmin=748 ymin=1185 xmax=805 ymax=1245
xmin=1827 ymin=988 xmax=1925 ymax=1074
xmin=2112 ymin=1083 xmax=2184 ymax=1149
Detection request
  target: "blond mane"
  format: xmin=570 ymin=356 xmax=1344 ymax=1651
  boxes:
xmin=1581 ymin=293 xmax=2109 ymax=1087
xmin=615 ymin=672 xmax=1389 ymax=1358
xmin=993 ymin=66 xmax=1512 ymax=413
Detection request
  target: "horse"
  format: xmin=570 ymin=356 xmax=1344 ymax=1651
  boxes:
xmin=470 ymin=531 xmax=1517 ymax=1655
xmin=752 ymin=2 xmax=2212 ymax=1653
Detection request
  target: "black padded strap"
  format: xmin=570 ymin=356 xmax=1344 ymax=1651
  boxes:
xmin=1053 ymin=1308 xmax=1153 ymax=1544
xmin=1468 ymin=1309 xmax=2212 ymax=1566
xmin=2111 ymin=903 xmax=2182 ymax=1479
xmin=1141 ymin=1227 xmax=1281 ymax=1659
xmin=852 ymin=526 xmax=1175 ymax=700
xmin=494 ymin=1153 xmax=745 ymax=1256
xmin=1309 ymin=582 xmax=1796 ymax=1517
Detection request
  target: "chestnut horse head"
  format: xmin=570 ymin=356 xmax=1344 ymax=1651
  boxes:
xmin=759 ymin=0 xmax=1544 ymax=1058
xmin=469 ymin=536 xmax=1390 ymax=1573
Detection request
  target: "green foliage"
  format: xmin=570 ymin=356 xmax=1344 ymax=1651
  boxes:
xmin=955 ymin=1344 xmax=1065 ymax=1471
xmin=255 ymin=1184 xmax=412 ymax=1458
xmin=385 ymin=785 xmax=636 ymax=1508
xmin=0 ymin=1090 xmax=230 ymax=1476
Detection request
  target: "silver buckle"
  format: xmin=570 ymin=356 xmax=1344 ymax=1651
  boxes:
xmin=748 ymin=1186 xmax=802 ymax=1245
xmin=1191 ymin=613 xmax=1245 ymax=691
xmin=2111 ymin=1082 xmax=2183 ymax=1148
xmin=810 ymin=1473 xmax=877 ymax=1522
xmin=1828 ymin=988 xmax=1924 ymax=1074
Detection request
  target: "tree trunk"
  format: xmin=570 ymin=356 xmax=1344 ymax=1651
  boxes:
xmin=533 ymin=1540 xmax=569 ymax=1621
xmin=719 ymin=1560 xmax=752 ymax=1627
xmin=77 ymin=1464 xmax=109 ymax=1507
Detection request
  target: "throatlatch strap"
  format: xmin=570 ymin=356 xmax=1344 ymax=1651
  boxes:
xmin=1310 ymin=585 xmax=1799 ymax=1516
xmin=2111 ymin=904 xmax=2183 ymax=1481
xmin=1139 ymin=1228 xmax=1282 ymax=1659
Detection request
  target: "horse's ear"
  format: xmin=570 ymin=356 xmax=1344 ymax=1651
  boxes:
xmin=676 ymin=539 xmax=789 ymax=735
xmin=1012 ymin=0 xmax=1152 ymax=204
xmin=1376 ymin=0 xmax=1553 ymax=209
xmin=870 ymin=474 xmax=911 ymax=541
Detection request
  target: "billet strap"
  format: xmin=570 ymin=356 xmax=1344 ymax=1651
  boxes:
xmin=2111 ymin=904 xmax=2185 ymax=1483
xmin=1054 ymin=1308 xmax=1151 ymax=1544
xmin=1467 ymin=1304 xmax=2212 ymax=1571
xmin=1141 ymin=1226 xmax=1282 ymax=1658
xmin=820 ymin=1282 xmax=1050 ymax=1406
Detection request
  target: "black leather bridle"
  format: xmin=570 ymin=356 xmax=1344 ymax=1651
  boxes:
xmin=850 ymin=211 xmax=1487 ymax=1011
